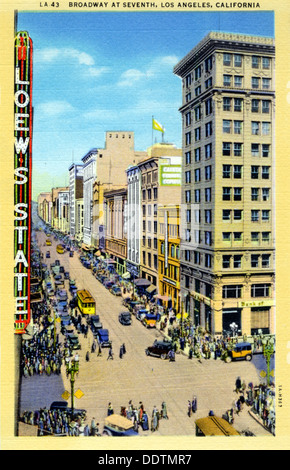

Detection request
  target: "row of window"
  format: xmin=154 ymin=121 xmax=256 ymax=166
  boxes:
xmin=185 ymin=56 xmax=213 ymax=88
xmin=142 ymin=204 xmax=158 ymax=217
xmin=160 ymin=242 xmax=180 ymax=259
xmin=141 ymin=170 xmax=158 ymax=185
xmin=183 ymin=230 xmax=271 ymax=246
xmin=222 ymin=142 xmax=270 ymax=158
xmin=142 ymin=236 xmax=158 ymax=249
xmin=142 ymin=251 xmax=158 ymax=270
xmin=185 ymin=164 xmax=271 ymax=182
xmin=222 ymin=283 xmax=271 ymax=299
xmin=142 ymin=220 xmax=158 ymax=233
xmin=222 ymin=253 xmax=271 ymax=269
xmin=183 ymin=208 xmax=271 ymax=226
xmin=223 ymin=75 xmax=271 ymax=90
xmin=223 ymin=53 xmax=271 ymax=70
xmin=159 ymin=261 xmax=180 ymax=281
xmin=223 ymin=97 xmax=271 ymax=113
xmin=142 ymin=187 xmax=158 ymax=200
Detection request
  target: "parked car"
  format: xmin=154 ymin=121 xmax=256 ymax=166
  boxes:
xmin=142 ymin=313 xmax=157 ymax=328
xmin=119 ymin=312 xmax=132 ymax=326
xmin=55 ymin=260 xmax=60 ymax=266
xmin=64 ymin=271 xmax=70 ymax=280
xmin=96 ymin=329 xmax=110 ymax=347
xmin=110 ymin=285 xmax=122 ymax=296
xmin=103 ymin=414 xmax=138 ymax=437
xmin=145 ymin=339 xmax=174 ymax=359
xmin=90 ymin=315 xmax=103 ymax=333
xmin=57 ymin=289 xmax=68 ymax=301
xmin=104 ymin=280 xmax=114 ymax=290
xmin=128 ymin=301 xmax=143 ymax=313
xmin=60 ymin=313 xmax=71 ymax=326
xmin=136 ymin=309 xmax=149 ymax=322
xmin=133 ymin=303 xmax=146 ymax=317
xmin=67 ymin=334 xmax=81 ymax=350
xmin=46 ymin=251 xmax=50 ymax=258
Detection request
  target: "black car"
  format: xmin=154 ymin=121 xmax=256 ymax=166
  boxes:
xmin=145 ymin=339 xmax=174 ymax=359
xmin=89 ymin=315 xmax=103 ymax=333
xmin=119 ymin=312 xmax=132 ymax=326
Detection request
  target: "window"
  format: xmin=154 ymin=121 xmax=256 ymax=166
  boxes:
xmin=262 ymin=78 xmax=271 ymax=90
xmin=251 ymin=210 xmax=259 ymax=222
xmin=223 ymin=255 xmax=231 ymax=268
xmin=262 ymin=232 xmax=270 ymax=242
xmin=262 ymin=188 xmax=270 ymax=201
xmin=205 ymin=187 xmax=211 ymax=202
xmin=262 ymin=122 xmax=270 ymax=135
xmin=195 ymin=106 xmax=201 ymax=121
xmin=205 ymin=209 xmax=212 ymax=224
xmin=234 ymin=98 xmax=242 ymax=112
xmin=234 ymin=232 xmax=242 ymax=241
xmin=194 ymin=189 xmax=200 ymax=203
xmin=205 ymin=231 xmax=212 ymax=245
xmin=205 ymin=77 xmax=212 ymax=89
xmin=234 ymin=143 xmax=242 ymax=156
xmin=205 ymin=165 xmax=212 ymax=180
xmin=186 ymin=92 xmax=191 ymax=102
xmin=185 ymin=171 xmax=191 ymax=184
xmin=205 ymin=121 xmax=212 ymax=137
xmin=205 ymin=98 xmax=212 ymax=115
xmin=234 ymin=54 xmax=242 ymax=67
xmin=262 ymin=144 xmax=270 ymax=157
xmin=185 ymin=151 xmax=191 ymax=165
xmin=185 ymin=132 xmax=191 ymax=145
xmin=195 ymin=168 xmax=201 ymax=182
xmin=223 ymin=75 xmax=231 ymax=87
xmin=234 ymin=76 xmax=243 ymax=88
xmin=195 ymin=127 xmax=201 ymax=141
xmin=223 ymin=164 xmax=231 ymax=178
xmin=153 ymin=220 xmax=157 ymax=233
xmin=251 ymin=188 xmax=259 ymax=201
xmin=186 ymin=209 xmax=191 ymax=223
xmin=185 ymin=73 xmax=192 ymax=87
xmin=185 ymin=229 xmax=191 ymax=242
xmin=194 ymin=66 xmax=201 ymax=80
xmin=251 ymin=144 xmax=260 ymax=157
xmin=153 ymin=187 xmax=158 ymax=199
xmin=251 ymin=166 xmax=259 ymax=179
xmin=233 ymin=255 xmax=242 ymax=268
xmin=262 ymin=254 xmax=270 ymax=268
xmin=223 ymin=142 xmax=231 ymax=156
xmin=222 ymin=285 xmax=242 ymax=299
xmin=147 ymin=204 xmax=152 ymax=216
xmin=195 ymin=148 xmax=200 ymax=162
xmin=185 ymin=190 xmax=191 ymax=203
xmin=185 ymin=250 xmax=191 ymax=262
xmin=251 ymin=232 xmax=259 ymax=242
xmin=251 ymin=284 xmax=270 ymax=298
xmin=251 ymin=254 xmax=259 ymax=267
xmin=223 ymin=120 xmax=231 ymax=133
xmin=205 ymin=254 xmax=212 ymax=268
xmin=252 ymin=121 xmax=260 ymax=135
xmin=223 ymin=232 xmax=231 ymax=241
xmin=233 ymin=165 xmax=242 ymax=178
xmin=194 ymin=251 xmax=201 ymax=264
xmin=223 ymin=210 xmax=231 ymax=221
xmin=223 ymin=187 xmax=231 ymax=201
xmin=252 ymin=77 xmax=260 ymax=89
xmin=234 ymin=187 xmax=242 ymax=201
xmin=252 ymin=56 xmax=260 ymax=68
xmin=223 ymin=97 xmax=231 ymax=111
xmin=234 ymin=121 xmax=243 ymax=134
xmin=205 ymin=56 xmax=212 ymax=72
xmin=252 ymin=99 xmax=259 ymax=113
xmin=262 ymin=166 xmax=270 ymax=179
xmin=147 ymin=188 xmax=151 ymax=200
xmin=223 ymin=53 xmax=231 ymax=65
xmin=234 ymin=210 xmax=242 ymax=220
xmin=195 ymin=210 xmax=201 ymax=223
xmin=262 ymin=57 xmax=270 ymax=69
xmin=262 ymin=210 xmax=270 ymax=221
xmin=195 ymin=86 xmax=201 ymax=96
xmin=185 ymin=112 xmax=191 ymax=126
xmin=205 ymin=143 xmax=212 ymax=158
xmin=262 ymin=100 xmax=270 ymax=113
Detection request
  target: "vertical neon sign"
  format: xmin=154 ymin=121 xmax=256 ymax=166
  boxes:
xmin=14 ymin=31 xmax=33 ymax=334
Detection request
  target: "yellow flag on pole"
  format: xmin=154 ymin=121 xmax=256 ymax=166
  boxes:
xmin=152 ymin=118 xmax=165 ymax=133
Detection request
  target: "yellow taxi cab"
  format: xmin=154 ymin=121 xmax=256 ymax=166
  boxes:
xmin=225 ymin=342 xmax=252 ymax=363
xmin=142 ymin=313 xmax=157 ymax=328
xmin=46 ymin=239 xmax=52 ymax=246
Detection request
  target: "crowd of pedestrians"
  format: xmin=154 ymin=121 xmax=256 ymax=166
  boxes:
xmin=108 ymin=400 xmax=169 ymax=433
xmin=21 ymin=407 xmax=91 ymax=436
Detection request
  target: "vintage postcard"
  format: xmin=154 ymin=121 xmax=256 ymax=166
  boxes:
xmin=0 ymin=0 xmax=289 ymax=452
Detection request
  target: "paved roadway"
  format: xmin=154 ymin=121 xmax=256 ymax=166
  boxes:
xmin=19 ymin=229 xmax=271 ymax=437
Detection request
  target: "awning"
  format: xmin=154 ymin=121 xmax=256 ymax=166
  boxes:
xmin=81 ymin=243 xmax=91 ymax=251
xmin=95 ymin=250 xmax=101 ymax=257
xmin=146 ymin=285 xmax=157 ymax=293
xmin=103 ymin=259 xmax=116 ymax=264
xmin=122 ymin=272 xmax=131 ymax=279
xmin=154 ymin=294 xmax=170 ymax=301
xmin=134 ymin=278 xmax=151 ymax=287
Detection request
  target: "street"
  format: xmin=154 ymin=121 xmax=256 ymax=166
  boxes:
xmin=19 ymin=228 xmax=271 ymax=437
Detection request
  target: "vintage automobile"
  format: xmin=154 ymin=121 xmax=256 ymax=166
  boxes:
xmin=89 ymin=315 xmax=103 ymax=333
xmin=145 ymin=339 xmax=174 ymax=360
xmin=46 ymin=251 xmax=50 ymax=258
xmin=142 ymin=313 xmax=157 ymax=328
xmin=136 ymin=308 xmax=149 ymax=322
xmin=224 ymin=342 xmax=253 ymax=363
xmin=119 ymin=311 xmax=132 ymax=326
xmin=103 ymin=414 xmax=138 ymax=437
xmin=67 ymin=334 xmax=81 ymax=350
xmin=96 ymin=329 xmax=110 ymax=347
xmin=110 ymin=285 xmax=122 ymax=296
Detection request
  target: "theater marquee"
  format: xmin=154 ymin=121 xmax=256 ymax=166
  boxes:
xmin=14 ymin=31 xmax=33 ymax=334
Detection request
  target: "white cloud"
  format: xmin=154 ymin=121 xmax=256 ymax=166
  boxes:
xmin=35 ymin=47 xmax=95 ymax=67
xmin=37 ymin=100 xmax=75 ymax=117
xmin=117 ymin=55 xmax=180 ymax=87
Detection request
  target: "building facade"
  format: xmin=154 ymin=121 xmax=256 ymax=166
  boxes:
xmin=126 ymin=165 xmax=141 ymax=279
xmin=69 ymin=164 xmax=84 ymax=238
xmin=174 ymin=32 xmax=275 ymax=335
xmin=58 ymin=190 xmax=70 ymax=234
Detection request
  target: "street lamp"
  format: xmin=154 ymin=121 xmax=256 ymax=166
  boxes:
xmin=229 ymin=322 xmax=238 ymax=338
xmin=65 ymin=355 xmax=79 ymax=415
xmin=262 ymin=337 xmax=275 ymax=386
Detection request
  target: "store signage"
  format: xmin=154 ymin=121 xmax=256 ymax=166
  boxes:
xmin=14 ymin=31 xmax=33 ymax=334
xmin=238 ymin=300 xmax=275 ymax=308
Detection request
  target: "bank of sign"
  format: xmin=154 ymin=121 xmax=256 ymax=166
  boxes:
xmin=159 ymin=164 xmax=181 ymax=186
xmin=14 ymin=31 xmax=33 ymax=334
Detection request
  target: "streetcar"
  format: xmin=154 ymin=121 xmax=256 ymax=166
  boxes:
xmin=77 ymin=289 xmax=96 ymax=315
xmin=56 ymin=244 xmax=65 ymax=254
xmin=195 ymin=416 xmax=240 ymax=436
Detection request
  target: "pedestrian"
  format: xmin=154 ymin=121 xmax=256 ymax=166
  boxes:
xmin=97 ymin=343 xmax=102 ymax=357
xmin=90 ymin=418 xmax=97 ymax=436
xmin=107 ymin=402 xmax=114 ymax=416
xmin=107 ymin=346 xmax=114 ymax=360
xmin=192 ymin=396 xmax=197 ymax=413
xmin=187 ymin=400 xmax=192 ymax=417
xmin=122 ymin=343 xmax=126 ymax=354
xmin=235 ymin=376 xmax=242 ymax=393
xmin=119 ymin=345 xmax=123 ymax=359
xmin=161 ymin=401 xmax=168 ymax=419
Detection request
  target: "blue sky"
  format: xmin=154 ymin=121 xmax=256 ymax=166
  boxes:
xmin=17 ymin=11 xmax=274 ymax=199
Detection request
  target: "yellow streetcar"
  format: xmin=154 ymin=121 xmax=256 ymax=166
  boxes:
xmin=77 ymin=289 xmax=96 ymax=315
xmin=56 ymin=244 xmax=64 ymax=254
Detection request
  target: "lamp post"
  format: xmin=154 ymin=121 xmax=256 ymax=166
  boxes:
xmin=262 ymin=337 xmax=275 ymax=386
xmin=65 ymin=355 xmax=79 ymax=415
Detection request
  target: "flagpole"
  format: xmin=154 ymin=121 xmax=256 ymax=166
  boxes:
xmin=152 ymin=115 xmax=154 ymax=147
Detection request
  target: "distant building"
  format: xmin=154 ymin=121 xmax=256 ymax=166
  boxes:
xmin=68 ymin=164 xmax=83 ymax=237
xmin=126 ymin=164 xmax=141 ymax=279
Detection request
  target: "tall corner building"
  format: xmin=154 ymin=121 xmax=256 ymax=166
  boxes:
xmin=173 ymin=32 xmax=275 ymax=336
